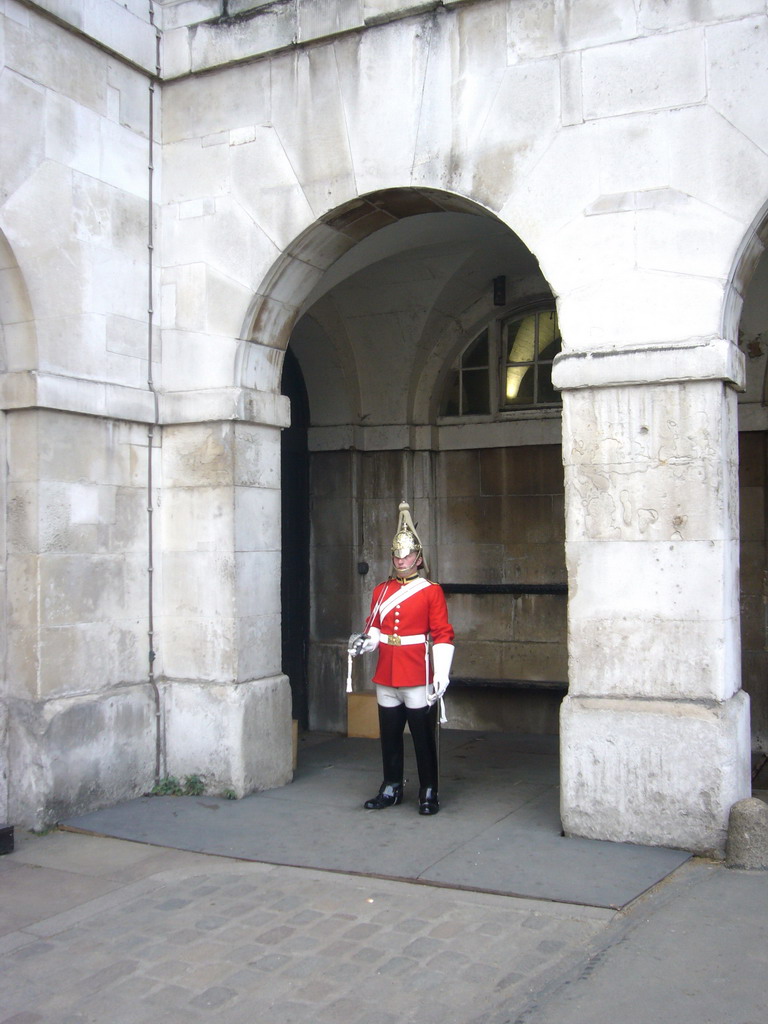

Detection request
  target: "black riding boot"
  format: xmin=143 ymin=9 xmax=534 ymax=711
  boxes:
xmin=406 ymin=704 xmax=439 ymax=815
xmin=364 ymin=703 xmax=407 ymax=809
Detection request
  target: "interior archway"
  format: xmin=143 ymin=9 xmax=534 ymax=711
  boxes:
xmin=272 ymin=189 xmax=565 ymax=740
xmin=735 ymin=211 xmax=768 ymax=777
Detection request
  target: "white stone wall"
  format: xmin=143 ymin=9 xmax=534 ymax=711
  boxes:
xmin=2 ymin=0 xmax=768 ymax=847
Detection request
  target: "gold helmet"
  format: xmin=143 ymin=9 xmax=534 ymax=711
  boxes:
xmin=391 ymin=501 xmax=428 ymax=573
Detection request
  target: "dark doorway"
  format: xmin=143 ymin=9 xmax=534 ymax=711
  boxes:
xmin=280 ymin=347 xmax=311 ymax=729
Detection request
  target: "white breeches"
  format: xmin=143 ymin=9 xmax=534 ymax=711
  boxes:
xmin=375 ymin=684 xmax=427 ymax=709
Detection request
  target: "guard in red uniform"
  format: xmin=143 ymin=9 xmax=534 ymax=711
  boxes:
xmin=349 ymin=502 xmax=454 ymax=815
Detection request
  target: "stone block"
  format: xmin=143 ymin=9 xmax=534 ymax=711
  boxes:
xmin=506 ymin=0 xmax=558 ymax=64
xmin=560 ymin=690 xmax=751 ymax=856
xmin=162 ymin=485 xmax=234 ymax=551
xmin=669 ymin=106 xmax=768 ymax=226
xmin=582 ymin=29 xmax=706 ymax=120
xmin=189 ymin=3 xmax=297 ymax=72
xmin=270 ymin=46 xmax=357 ymax=214
xmin=359 ymin=453 xmax=406 ymax=502
xmin=479 ymin=445 xmax=564 ymax=497
xmin=163 ymin=138 xmax=229 ymax=204
xmin=237 ymin=610 xmax=283 ymax=681
xmin=640 ymin=0 xmax=763 ymax=32
xmin=235 ymin=551 xmax=279 ymax=618
xmin=513 ymin=593 xmax=567 ymax=644
xmin=160 ymin=0 xmax=223 ymax=33
xmin=434 ymin=542 xmax=506 ymax=585
xmin=308 ymin=642 xmax=348 ymax=733
xmin=447 ymin=495 xmax=503 ymax=546
xmin=726 ymin=797 xmax=768 ymax=870
xmin=499 ymin=545 xmax=567 ymax=586
xmin=739 ymin=432 xmax=766 ymax=487
xmin=230 ymin=126 xmax=316 ymax=250
xmin=636 ymin=195 xmax=743 ymax=280
xmin=447 ymin=688 xmax=562 ymax=736
xmin=446 ymin=593 xmax=513 ymax=642
xmin=160 ymin=329 xmax=238 ymax=391
xmin=38 ymin=619 xmax=146 ymax=699
xmin=567 ymin=262 xmax=727 ymax=345
xmin=235 ymin=486 xmax=281 ymax=552
xmin=5 ymin=12 xmax=107 ymax=113
xmin=709 ymin=16 xmax=768 ymax=157
xmin=451 ymin=639 xmax=502 ymax=680
xmin=7 ymin=687 xmax=157 ymax=828
xmin=234 ymin=423 xmax=281 ymax=488
xmin=438 ymin=450 xmax=482 ymax=497
xmin=500 ymin=640 xmax=568 ymax=682
xmin=0 ymin=70 xmax=46 ymax=204
xmin=560 ymin=51 xmax=583 ymax=127
xmin=164 ymin=59 xmax=271 ymax=142
xmin=164 ymin=675 xmax=293 ymax=796
xmin=559 ymin=0 xmax=638 ymax=52
xmin=160 ymin=604 xmax=237 ymax=680
xmin=332 ymin=25 xmax=428 ymax=196
xmin=562 ymin=382 xmax=739 ymax=543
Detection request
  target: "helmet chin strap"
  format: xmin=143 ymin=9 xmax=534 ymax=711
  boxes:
xmin=393 ymin=553 xmax=422 ymax=577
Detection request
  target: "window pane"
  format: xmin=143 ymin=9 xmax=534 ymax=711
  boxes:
xmin=537 ymin=362 xmax=559 ymax=404
xmin=538 ymin=311 xmax=560 ymax=359
xmin=507 ymin=316 xmax=536 ymax=363
xmin=441 ymin=370 xmax=460 ymax=416
xmin=462 ymin=329 xmax=489 ymax=369
xmin=463 ymin=368 xmax=490 ymax=414
xmin=505 ymin=364 xmax=534 ymax=405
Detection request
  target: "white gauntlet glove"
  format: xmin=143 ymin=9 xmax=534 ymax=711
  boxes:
xmin=348 ymin=627 xmax=380 ymax=657
xmin=428 ymin=643 xmax=454 ymax=705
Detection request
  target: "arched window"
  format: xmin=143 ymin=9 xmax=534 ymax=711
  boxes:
xmin=440 ymin=329 xmax=490 ymax=416
xmin=503 ymin=308 xmax=561 ymax=408
xmin=439 ymin=304 xmax=561 ymax=419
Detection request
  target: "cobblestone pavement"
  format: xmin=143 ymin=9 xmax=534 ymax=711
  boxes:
xmin=0 ymin=831 xmax=613 ymax=1024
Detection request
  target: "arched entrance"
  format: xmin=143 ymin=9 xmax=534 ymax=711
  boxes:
xmin=266 ymin=189 xmax=565 ymax=744
xmin=280 ymin=347 xmax=311 ymax=730
xmin=732 ymin=205 xmax=768 ymax=779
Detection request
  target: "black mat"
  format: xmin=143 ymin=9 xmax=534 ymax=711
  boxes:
xmin=61 ymin=731 xmax=690 ymax=909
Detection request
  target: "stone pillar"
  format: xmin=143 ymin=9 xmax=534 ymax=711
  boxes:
xmin=554 ymin=340 xmax=752 ymax=856
xmin=160 ymin=392 xmax=293 ymax=797
xmin=4 ymin=406 xmax=158 ymax=828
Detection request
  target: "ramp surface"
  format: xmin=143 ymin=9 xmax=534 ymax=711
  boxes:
xmin=61 ymin=731 xmax=690 ymax=909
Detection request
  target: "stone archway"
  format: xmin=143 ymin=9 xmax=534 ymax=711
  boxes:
xmin=252 ymin=189 xmax=565 ymax=741
xmin=730 ymin=201 xmax=768 ymax=771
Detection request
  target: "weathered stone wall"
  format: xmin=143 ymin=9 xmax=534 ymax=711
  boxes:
xmin=3 ymin=0 xmax=768 ymax=851
xmin=312 ymin=446 xmax=566 ymax=735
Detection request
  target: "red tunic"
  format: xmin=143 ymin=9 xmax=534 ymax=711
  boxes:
xmin=367 ymin=576 xmax=454 ymax=689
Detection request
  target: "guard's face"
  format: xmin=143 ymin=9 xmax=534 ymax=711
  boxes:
xmin=392 ymin=552 xmax=422 ymax=577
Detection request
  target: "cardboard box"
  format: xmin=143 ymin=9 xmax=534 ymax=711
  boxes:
xmin=347 ymin=693 xmax=380 ymax=738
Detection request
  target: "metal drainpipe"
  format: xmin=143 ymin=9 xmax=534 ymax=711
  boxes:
xmin=147 ymin=2 xmax=163 ymax=783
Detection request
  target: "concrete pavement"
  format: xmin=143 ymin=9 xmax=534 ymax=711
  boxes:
xmin=1 ymin=827 xmax=766 ymax=1024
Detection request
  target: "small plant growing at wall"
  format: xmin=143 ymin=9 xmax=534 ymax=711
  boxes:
xmin=183 ymin=774 xmax=205 ymax=796
xmin=148 ymin=774 xmax=207 ymax=796
xmin=150 ymin=775 xmax=184 ymax=796
xmin=221 ymin=788 xmax=238 ymax=800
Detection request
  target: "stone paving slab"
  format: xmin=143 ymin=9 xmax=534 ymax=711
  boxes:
xmin=0 ymin=830 xmax=614 ymax=1024
xmin=60 ymin=732 xmax=691 ymax=910
xmin=475 ymin=859 xmax=768 ymax=1024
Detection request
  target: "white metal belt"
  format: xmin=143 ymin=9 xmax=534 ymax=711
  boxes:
xmin=380 ymin=633 xmax=426 ymax=647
